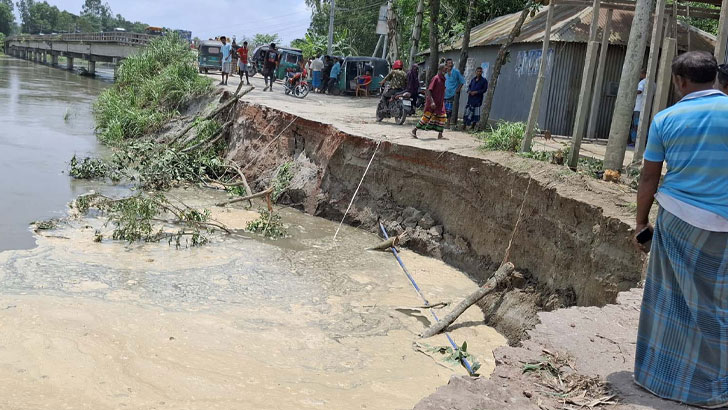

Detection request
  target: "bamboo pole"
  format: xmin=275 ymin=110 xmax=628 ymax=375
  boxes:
xmin=653 ymin=38 xmax=677 ymax=116
xmin=716 ymin=0 xmax=728 ymax=64
xmin=450 ymin=0 xmax=477 ymax=127
xmin=566 ymin=0 xmax=602 ymax=168
xmin=602 ymin=0 xmax=653 ymax=173
xmin=521 ymin=0 xmax=555 ymax=152
xmin=586 ymin=8 xmax=613 ymax=140
xmin=633 ymin=0 xmax=667 ymax=164
xmin=408 ymin=0 xmax=425 ymax=66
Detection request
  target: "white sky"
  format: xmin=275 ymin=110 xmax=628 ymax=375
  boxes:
xmin=24 ymin=0 xmax=314 ymax=44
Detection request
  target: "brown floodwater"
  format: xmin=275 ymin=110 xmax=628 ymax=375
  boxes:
xmin=0 ymin=55 xmax=115 ymax=251
xmin=0 ymin=187 xmax=506 ymax=409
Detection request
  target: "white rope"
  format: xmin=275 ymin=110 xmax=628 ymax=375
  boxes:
xmin=333 ymin=141 xmax=381 ymax=242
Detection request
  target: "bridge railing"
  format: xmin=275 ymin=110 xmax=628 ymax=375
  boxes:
xmin=6 ymin=32 xmax=153 ymax=45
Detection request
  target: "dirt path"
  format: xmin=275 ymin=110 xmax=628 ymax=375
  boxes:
xmin=208 ymin=73 xmax=637 ymax=167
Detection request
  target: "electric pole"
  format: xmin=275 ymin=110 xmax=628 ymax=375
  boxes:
xmin=327 ymin=0 xmax=335 ymax=55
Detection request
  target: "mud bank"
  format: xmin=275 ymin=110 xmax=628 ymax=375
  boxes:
xmin=225 ymin=101 xmax=644 ymax=344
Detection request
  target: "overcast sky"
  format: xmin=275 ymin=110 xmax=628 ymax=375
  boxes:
xmin=29 ymin=0 xmax=313 ymax=44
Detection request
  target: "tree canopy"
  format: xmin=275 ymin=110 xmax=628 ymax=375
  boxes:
xmin=300 ymin=0 xmax=527 ymax=61
xmin=13 ymin=0 xmax=148 ymax=35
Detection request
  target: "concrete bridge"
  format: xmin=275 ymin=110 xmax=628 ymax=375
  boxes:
xmin=3 ymin=32 xmax=152 ymax=75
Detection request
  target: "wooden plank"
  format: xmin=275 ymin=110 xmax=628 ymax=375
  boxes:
xmin=587 ymin=8 xmax=613 ymax=139
xmin=716 ymin=0 xmax=728 ymax=63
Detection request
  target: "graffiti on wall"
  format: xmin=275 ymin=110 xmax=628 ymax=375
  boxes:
xmin=515 ymin=48 xmax=554 ymax=77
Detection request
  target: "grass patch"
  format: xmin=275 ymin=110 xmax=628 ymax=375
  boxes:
xmin=94 ymin=33 xmax=212 ymax=144
xmin=272 ymin=161 xmax=294 ymax=201
xmin=476 ymin=121 xmax=528 ymax=152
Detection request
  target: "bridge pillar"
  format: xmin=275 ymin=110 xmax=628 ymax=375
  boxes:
xmin=51 ymin=53 xmax=58 ymax=66
xmin=88 ymin=59 xmax=96 ymax=75
xmin=67 ymin=56 xmax=74 ymax=70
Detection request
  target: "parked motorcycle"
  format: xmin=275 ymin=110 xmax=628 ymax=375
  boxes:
xmin=283 ymin=72 xmax=310 ymax=99
xmin=376 ymin=84 xmax=414 ymax=125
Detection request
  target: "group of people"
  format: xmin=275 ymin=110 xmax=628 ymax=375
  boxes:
xmin=412 ymin=58 xmax=488 ymax=139
xmin=304 ymin=55 xmax=342 ymax=93
xmin=217 ymin=37 xmax=278 ymax=90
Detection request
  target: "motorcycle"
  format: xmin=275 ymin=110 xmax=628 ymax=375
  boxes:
xmin=283 ymin=71 xmax=310 ymax=99
xmin=376 ymin=84 xmax=414 ymax=125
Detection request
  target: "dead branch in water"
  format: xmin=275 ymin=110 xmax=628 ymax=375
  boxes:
xmin=420 ymin=262 xmax=514 ymax=339
xmin=367 ymin=232 xmax=408 ymax=251
xmin=215 ymin=186 xmax=274 ymax=207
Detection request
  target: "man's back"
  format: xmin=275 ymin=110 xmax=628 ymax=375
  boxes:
xmin=645 ymin=91 xmax=728 ymax=219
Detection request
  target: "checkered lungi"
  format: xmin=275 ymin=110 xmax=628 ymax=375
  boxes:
xmin=463 ymin=104 xmax=481 ymax=126
xmin=635 ymin=207 xmax=728 ymax=408
xmin=444 ymin=97 xmax=454 ymax=117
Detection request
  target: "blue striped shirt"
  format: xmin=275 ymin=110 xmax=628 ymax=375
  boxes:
xmin=644 ymin=90 xmax=728 ymax=220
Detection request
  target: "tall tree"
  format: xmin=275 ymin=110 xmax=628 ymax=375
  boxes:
xmin=478 ymin=6 xmax=531 ymax=128
xmin=426 ymin=0 xmax=440 ymax=81
xmin=450 ymin=0 xmax=476 ymax=126
xmin=407 ymin=0 xmax=425 ymax=65
xmin=0 ymin=2 xmax=13 ymax=34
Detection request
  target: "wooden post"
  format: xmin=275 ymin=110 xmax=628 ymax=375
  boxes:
xmin=633 ymin=0 xmax=667 ymax=164
xmin=716 ymin=0 xmax=728 ymax=64
xmin=567 ymin=0 xmax=603 ymax=168
xmin=586 ymin=8 xmax=613 ymax=140
xmin=408 ymin=0 xmax=425 ymax=66
xmin=450 ymin=0 xmax=477 ymax=127
xmin=602 ymin=0 xmax=653 ymax=173
xmin=653 ymin=38 xmax=677 ymax=117
xmin=427 ymin=0 xmax=441 ymax=81
xmin=521 ymin=0 xmax=555 ymax=152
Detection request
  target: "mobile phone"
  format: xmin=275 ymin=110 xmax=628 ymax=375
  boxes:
xmin=636 ymin=227 xmax=653 ymax=245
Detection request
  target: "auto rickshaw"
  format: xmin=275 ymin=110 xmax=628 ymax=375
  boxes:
xmin=248 ymin=45 xmax=303 ymax=79
xmin=198 ymin=40 xmax=223 ymax=73
xmin=337 ymin=57 xmax=390 ymax=95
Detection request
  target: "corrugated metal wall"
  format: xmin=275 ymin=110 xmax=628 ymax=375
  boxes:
xmin=438 ymin=41 xmax=631 ymax=139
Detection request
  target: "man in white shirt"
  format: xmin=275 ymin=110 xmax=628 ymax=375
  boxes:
xmin=630 ymin=69 xmax=648 ymax=146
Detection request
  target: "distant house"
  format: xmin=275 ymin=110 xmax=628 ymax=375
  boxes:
xmin=426 ymin=5 xmax=716 ymax=138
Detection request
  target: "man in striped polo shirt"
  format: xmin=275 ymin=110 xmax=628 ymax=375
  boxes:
xmin=634 ymin=51 xmax=728 ymax=408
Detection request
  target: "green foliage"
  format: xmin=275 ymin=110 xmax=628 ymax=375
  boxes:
xmin=0 ymin=3 xmax=13 ymax=35
xmin=246 ymin=209 xmax=287 ymax=239
xmin=251 ymin=33 xmax=281 ymax=47
xmin=428 ymin=341 xmax=482 ymax=375
xmin=272 ymin=161 xmax=294 ymax=201
xmin=679 ymin=2 xmax=718 ymax=35
xmin=519 ymin=147 xmax=606 ymax=180
xmin=73 ymin=192 xmax=214 ymax=248
xmin=94 ymin=34 xmax=212 ymax=144
xmin=69 ymin=154 xmax=112 ymax=179
xmin=14 ymin=0 xmax=147 ymax=34
xmin=478 ymin=121 xmax=527 ymax=152
xmin=291 ymin=31 xmax=357 ymax=59
xmin=225 ymin=185 xmax=248 ymax=196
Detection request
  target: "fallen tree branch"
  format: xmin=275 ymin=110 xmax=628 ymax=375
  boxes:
xmin=224 ymin=161 xmax=253 ymax=207
xmin=181 ymin=120 xmax=233 ymax=153
xmin=215 ymin=186 xmax=274 ymax=207
xmin=367 ymin=232 xmax=408 ymax=251
xmin=166 ymin=86 xmax=253 ymax=145
xmin=420 ymin=262 xmax=515 ymax=338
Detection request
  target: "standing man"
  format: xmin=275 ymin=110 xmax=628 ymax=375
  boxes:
xmin=630 ymin=69 xmax=648 ymax=146
xmin=328 ymin=57 xmax=341 ymax=94
xmin=236 ymin=41 xmax=250 ymax=85
xmin=633 ymin=51 xmax=728 ymax=409
xmin=263 ymin=43 xmax=279 ymax=92
xmin=444 ymin=58 xmax=465 ymax=122
xmin=463 ymin=67 xmax=488 ymax=129
xmin=322 ymin=56 xmax=333 ymax=93
xmin=311 ymin=55 xmax=324 ymax=92
xmin=219 ymin=36 xmax=232 ymax=86
xmin=412 ymin=64 xmax=448 ymax=140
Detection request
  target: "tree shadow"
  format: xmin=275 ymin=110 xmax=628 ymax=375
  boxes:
xmin=606 ymin=371 xmax=705 ymax=409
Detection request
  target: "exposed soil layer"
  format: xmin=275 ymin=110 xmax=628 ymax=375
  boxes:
xmin=225 ymin=101 xmax=645 ymax=344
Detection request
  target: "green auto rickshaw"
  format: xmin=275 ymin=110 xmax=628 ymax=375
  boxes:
xmin=337 ymin=57 xmax=390 ymax=95
xmin=198 ymin=40 xmax=223 ymax=73
xmin=248 ymin=46 xmax=303 ymax=79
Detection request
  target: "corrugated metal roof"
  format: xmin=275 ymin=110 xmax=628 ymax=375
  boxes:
xmin=442 ymin=5 xmax=716 ymax=51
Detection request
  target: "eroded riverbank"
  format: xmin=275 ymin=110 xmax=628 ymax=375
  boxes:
xmin=0 ymin=188 xmax=505 ymax=410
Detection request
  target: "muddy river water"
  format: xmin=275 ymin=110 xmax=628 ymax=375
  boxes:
xmin=0 ymin=55 xmax=505 ymax=409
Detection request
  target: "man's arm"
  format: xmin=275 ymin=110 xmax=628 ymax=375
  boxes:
xmin=635 ymin=160 xmax=663 ymax=232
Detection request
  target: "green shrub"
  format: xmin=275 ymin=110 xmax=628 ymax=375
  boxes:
xmin=478 ymin=121 xmax=528 ymax=152
xmin=94 ymin=34 xmax=212 ymax=144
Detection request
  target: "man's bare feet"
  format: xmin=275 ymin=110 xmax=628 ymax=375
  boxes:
xmin=437 ymin=133 xmax=445 ymax=139
xmin=411 ymin=129 xmax=418 ymax=139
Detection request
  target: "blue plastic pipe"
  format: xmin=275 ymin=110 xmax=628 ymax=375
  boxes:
xmin=379 ymin=222 xmax=475 ymax=375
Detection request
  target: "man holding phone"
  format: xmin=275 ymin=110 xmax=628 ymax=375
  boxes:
xmin=633 ymin=51 xmax=728 ymax=408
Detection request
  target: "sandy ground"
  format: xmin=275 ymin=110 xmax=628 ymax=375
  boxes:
xmin=0 ymin=189 xmax=505 ymax=410
xmin=207 ymin=73 xmax=637 ymax=167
